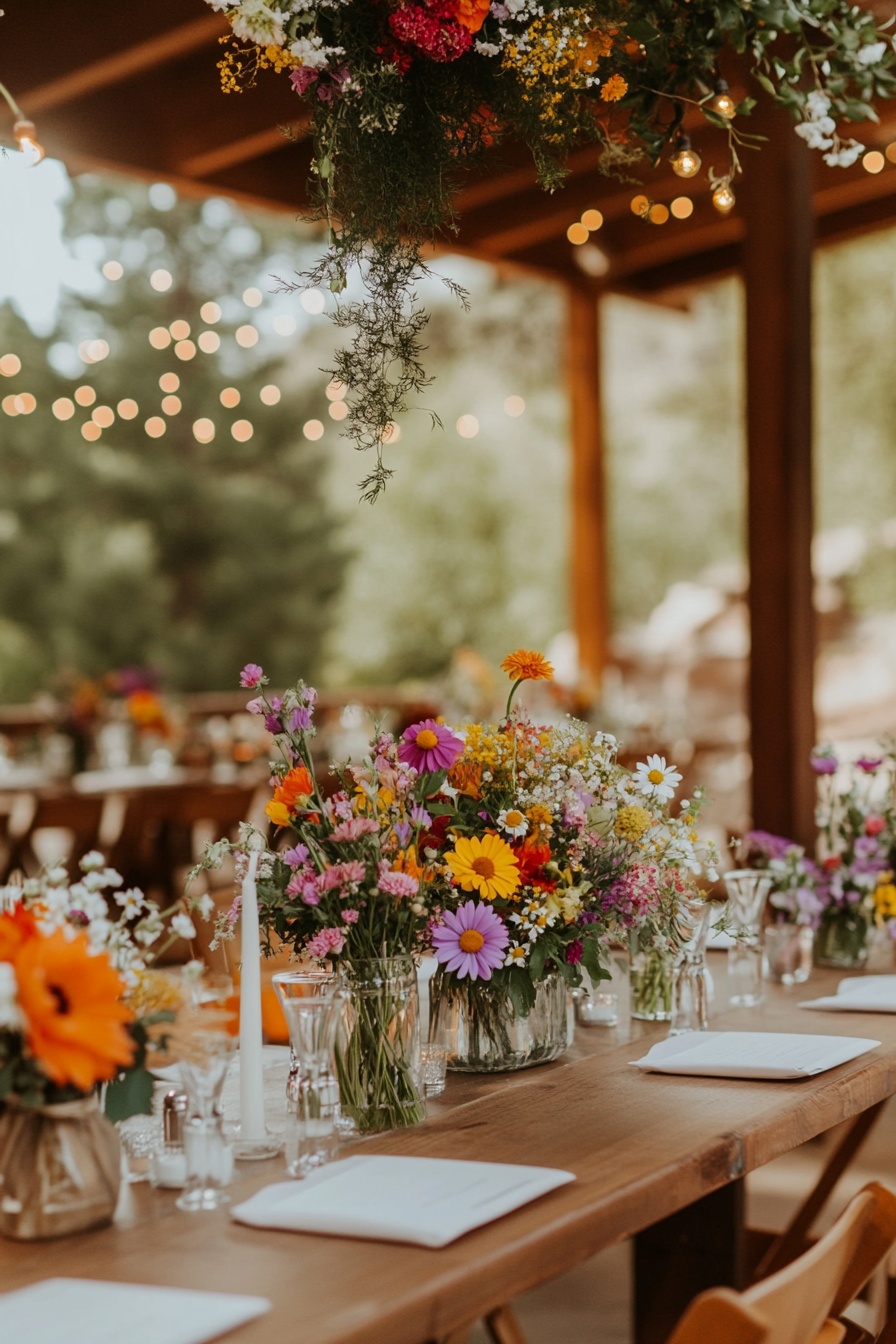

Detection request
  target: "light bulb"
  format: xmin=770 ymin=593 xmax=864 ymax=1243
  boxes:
xmin=13 ymin=119 xmax=44 ymax=166
xmin=670 ymin=136 xmax=702 ymax=179
xmin=712 ymin=180 xmax=736 ymax=214
xmin=709 ymin=80 xmax=736 ymax=121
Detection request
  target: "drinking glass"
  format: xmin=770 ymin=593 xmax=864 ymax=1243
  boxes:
xmin=724 ymin=869 xmax=773 ymax=1007
xmin=176 ymin=1029 xmax=235 ymax=1212
xmin=273 ymin=972 xmax=347 ymax=1179
xmin=669 ymin=897 xmax=714 ymax=1035
xmin=763 ymin=922 xmax=814 ymax=985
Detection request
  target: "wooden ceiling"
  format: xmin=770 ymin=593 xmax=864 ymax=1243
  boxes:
xmin=5 ymin=0 xmax=896 ymax=294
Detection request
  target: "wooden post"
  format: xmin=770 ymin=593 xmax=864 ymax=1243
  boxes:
xmin=740 ymin=94 xmax=817 ymax=848
xmin=566 ymin=284 xmax=610 ymax=696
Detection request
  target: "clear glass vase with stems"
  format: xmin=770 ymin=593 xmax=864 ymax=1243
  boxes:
xmin=669 ymin=897 xmax=714 ymax=1035
xmin=723 ymin=868 xmax=773 ymax=1007
xmin=815 ymin=903 xmax=870 ymax=969
xmin=336 ymin=956 xmax=425 ymax=1133
xmin=176 ymin=1029 xmax=235 ymax=1213
xmin=428 ymin=969 xmax=568 ymax=1072
xmin=273 ymin=971 xmax=347 ymax=1177
xmin=630 ymin=941 xmax=675 ymax=1021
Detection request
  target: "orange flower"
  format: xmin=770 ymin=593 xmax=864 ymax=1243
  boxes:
xmin=448 ymin=760 xmax=484 ymax=799
xmin=13 ymin=929 xmax=136 ymax=1092
xmin=265 ymin=765 xmax=314 ymax=826
xmin=0 ymin=906 xmax=39 ymax=962
xmin=127 ymin=689 xmax=168 ymax=733
xmin=600 ymin=73 xmax=628 ymax=102
xmin=455 ymin=0 xmax=490 ymax=32
xmin=500 ymin=649 xmax=554 ymax=682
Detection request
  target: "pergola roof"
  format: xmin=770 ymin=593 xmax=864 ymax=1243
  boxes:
xmin=6 ymin=0 xmax=896 ymax=296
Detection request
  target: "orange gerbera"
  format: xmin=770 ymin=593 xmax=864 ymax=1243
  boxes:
xmin=265 ymin=765 xmax=314 ymax=826
xmin=500 ymin=649 xmax=554 ymax=683
xmin=13 ymin=929 xmax=136 ymax=1092
xmin=0 ymin=905 xmax=39 ymax=962
xmin=455 ymin=0 xmax=490 ymax=32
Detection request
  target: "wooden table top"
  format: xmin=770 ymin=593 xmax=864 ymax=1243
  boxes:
xmin=3 ymin=962 xmax=896 ymax=1344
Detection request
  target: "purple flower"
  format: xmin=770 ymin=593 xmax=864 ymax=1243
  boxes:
xmin=398 ymin=719 xmax=464 ymax=774
xmin=810 ymin=751 xmax=838 ymax=775
xmin=264 ymin=713 xmax=282 ymax=734
xmin=857 ymin=756 xmax=883 ymax=773
xmin=431 ymin=900 xmax=509 ymax=980
xmin=288 ymin=706 xmax=312 ymax=733
xmin=282 ymin=844 xmax=309 ymax=868
xmin=410 ymin=805 xmax=431 ymax=828
xmin=393 ymin=821 xmax=411 ymax=848
xmin=743 ymin=830 xmax=795 ymax=863
xmin=240 ymin=663 xmax=265 ymax=689
xmin=290 ymin=66 xmax=319 ymax=95
xmin=566 ymin=939 xmax=583 ymax=965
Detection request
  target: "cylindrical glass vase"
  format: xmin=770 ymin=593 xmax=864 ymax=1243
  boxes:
xmin=336 ymin=957 xmax=425 ymax=1133
xmin=815 ymin=905 xmax=870 ymax=969
xmin=429 ymin=970 xmax=568 ymax=1072
xmin=630 ymin=946 xmax=675 ymax=1021
xmin=0 ymin=1096 xmax=120 ymax=1240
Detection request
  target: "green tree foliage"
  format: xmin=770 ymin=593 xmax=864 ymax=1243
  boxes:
xmin=0 ymin=176 xmax=348 ymax=696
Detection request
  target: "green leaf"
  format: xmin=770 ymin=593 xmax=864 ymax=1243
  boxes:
xmin=104 ymin=1065 xmax=155 ymax=1123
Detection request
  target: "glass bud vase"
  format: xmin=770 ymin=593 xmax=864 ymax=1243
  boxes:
xmin=669 ymin=899 xmax=714 ymax=1035
xmin=815 ymin=904 xmax=870 ymax=970
xmin=273 ymin=971 xmax=346 ymax=1177
xmin=0 ymin=1096 xmax=120 ymax=1240
xmin=630 ymin=945 xmax=675 ymax=1021
xmin=336 ymin=957 xmax=425 ymax=1133
xmin=724 ymin=868 xmax=773 ymax=1007
xmin=428 ymin=969 xmax=568 ymax=1072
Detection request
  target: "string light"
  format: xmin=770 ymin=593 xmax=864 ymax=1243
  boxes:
xmin=381 ymin=422 xmax=401 ymax=443
xmin=273 ymin=314 xmax=296 ymax=336
xmin=193 ymin=418 xmax=215 ymax=443
xmin=712 ymin=179 xmax=736 ymax=214
xmin=243 ymin=287 xmax=262 ymax=307
xmin=302 ymin=419 xmax=324 ymax=440
xmin=708 ymin=78 xmax=737 ymax=121
xmin=81 ymin=422 xmax=101 ymax=442
xmin=0 ymin=354 xmax=21 ymax=377
xmin=74 ymin=385 xmax=97 ymax=407
xmin=581 ymin=209 xmax=603 ymax=231
xmin=259 ymin=385 xmax=280 ymax=405
xmin=92 ymin=405 xmax=114 ymax=428
xmin=566 ymin=222 xmax=589 ymax=245
xmin=233 ymin=419 xmax=255 ymax=442
xmin=200 ymin=301 xmax=221 ymax=324
xmin=1 ymin=396 xmax=18 ymax=416
xmin=198 ymin=331 xmax=220 ymax=354
xmin=169 ymin=319 xmax=191 ymax=340
xmin=174 ymin=339 xmax=196 ymax=361
xmin=504 ymin=396 xmax=525 ymax=417
xmin=52 ymin=398 xmax=75 ymax=420
xmin=671 ymin=196 xmax=694 ymax=219
xmin=235 ymin=325 xmax=259 ymax=348
xmin=456 ymin=414 xmax=479 ymax=439
xmin=145 ymin=416 xmax=166 ymax=438
xmin=149 ymin=327 xmax=171 ymax=350
xmin=0 ymin=80 xmax=45 ymax=165
xmin=161 ymin=395 xmax=182 ymax=415
xmin=300 ymin=290 xmax=326 ymax=315
xmin=670 ymin=134 xmax=702 ymax=179
xmin=325 ymin=381 xmax=347 ymax=401
xmin=102 ymin=261 xmax=124 ymax=281
xmin=328 ymin=401 xmax=348 ymax=421
xmin=630 ymin=195 xmax=650 ymax=218
xmin=220 ymin=387 xmax=240 ymax=408
xmin=648 ymin=203 xmax=670 ymax=225
xmin=117 ymin=399 xmax=139 ymax=419
xmin=150 ymin=269 xmax=173 ymax=292
xmin=14 ymin=393 xmax=35 ymax=415
xmin=863 ymin=150 xmax=885 ymax=174
xmin=159 ymin=373 xmax=179 ymax=393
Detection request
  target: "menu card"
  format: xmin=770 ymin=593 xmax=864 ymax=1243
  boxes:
xmin=801 ymin=975 xmax=896 ymax=1013
xmin=231 ymin=1154 xmax=575 ymax=1247
xmin=0 ymin=1280 xmax=270 ymax=1344
xmin=631 ymin=1031 xmax=879 ymax=1080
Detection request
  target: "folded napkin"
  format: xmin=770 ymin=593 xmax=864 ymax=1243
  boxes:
xmin=0 ymin=1279 xmax=270 ymax=1344
xmin=631 ymin=1031 xmax=879 ymax=1080
xmin=800 ymin=975 xmax=896 ymax=1013
xmin=231 ymin=1154 xmax=574 ymax=1247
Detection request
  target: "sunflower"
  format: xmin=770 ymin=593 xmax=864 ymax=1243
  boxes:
xmin=14 ymin=928 xmax=136 ymax=1092
xmin=445 ymin=833 xmax=521 ymax=901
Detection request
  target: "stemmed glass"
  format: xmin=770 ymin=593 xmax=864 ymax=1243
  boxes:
xmin=176 ymin=1029 xmax=235 ymax=1212
xmin=273 ymin=971 xmax=348 ymax=1179
xmin=669 ymin=897 xmax=715 ymax=1035
xmin=724 ymin=869 xmax=773 ymax=1007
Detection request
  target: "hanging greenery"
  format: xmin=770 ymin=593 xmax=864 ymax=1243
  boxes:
xmin=209 ymin=0 xmax=896 ymax=498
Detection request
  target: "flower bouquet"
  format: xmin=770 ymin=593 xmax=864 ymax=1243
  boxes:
xmin=423 ymin=651 xmax=717 ymax=1060
xmin=0 ymin=854 xmax=186 ymax=1238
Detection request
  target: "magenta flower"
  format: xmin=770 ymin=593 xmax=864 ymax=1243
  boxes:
xmin=306 ymin=926 xmax=346 ymax=959
xmin=810 ymin=750 xmax=838 ymax=775
xmin=240 ymin=663 xmax=265 ymax=688
xmin=398 ymin=719 xmax=464 ymax=773
xmin=431 ymin=900 xmax=509 ymax=980
xmin=857 ymin=757 xmax=883 ymax=773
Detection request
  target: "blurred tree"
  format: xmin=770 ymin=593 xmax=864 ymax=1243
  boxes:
xmin=0 ymin=175 xmax=348 ymax=695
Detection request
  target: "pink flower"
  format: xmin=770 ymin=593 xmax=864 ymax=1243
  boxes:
xmin=431 ymin=900 xmax=509 ymax=980
xmin=377 ymin=864 xmax=419 ymax=898
xmin=306 ymin=926 xmax=346 ymax=959
xmin=290 ymin=66 xmax=319 ymax=95
xmin=866 ymin=815 xmax=887 ymax=837
xmin=245 ymin=697 xmax=265 ymax=716
xmin=857 ymin=757 xmax=883 ymax=773
xmin=331 ymin=816 xmax=380 ymax=843
xmin=398 ymin=718 xmax=464 ymax=773
xmin=810 ymin=751 xmax=838 ymax=775
xmin=240 ymin=664 xmax=265 ymax=688
xmin=342 ymin=908 xmax=359 ymax=924
xmin=317 ymin=860 xmax=367 ymax=894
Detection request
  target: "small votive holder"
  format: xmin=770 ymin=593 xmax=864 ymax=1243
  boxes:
xmin=763 ymin=923 xmax=814 ymax=986
xmin=420 ymin=1043 xmax=449 ymax=1096
xmin=118 ymin=1113 xmax=163 ymax=1184
xmin=574 ymin=991 xmax=619 ymax=1028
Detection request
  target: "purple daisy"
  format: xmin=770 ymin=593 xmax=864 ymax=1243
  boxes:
xmin=398 ymin=718 xmax=464 ymax=773
xmin=431 ymin=900 xmax=509 ymax=980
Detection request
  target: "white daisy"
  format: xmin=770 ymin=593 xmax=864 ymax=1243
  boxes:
xmin=497 ymin=807 xmax=529 ymax=838
xmin=633 ymin=754 xmax=682 ymax=802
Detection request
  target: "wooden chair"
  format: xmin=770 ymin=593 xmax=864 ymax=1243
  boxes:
xmin=668 ymin=1183 xmax=896 ymax=1344
xmin=3 ymin=791 xmax=105 ymax=878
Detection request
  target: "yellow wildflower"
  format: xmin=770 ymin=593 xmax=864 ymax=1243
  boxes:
xmin=615 ymin=804 xmax=652 ymax=843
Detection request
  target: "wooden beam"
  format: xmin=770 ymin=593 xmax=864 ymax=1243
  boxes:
xmin=21 ymin=15 xmax=228 ymax=115
xmin=178 ymin=123 xmax=307 ymax=178
xmin=740 ymin=89 xmax=817 ymax=848
xmin=566 ymin=286 xmax=610 ymax=693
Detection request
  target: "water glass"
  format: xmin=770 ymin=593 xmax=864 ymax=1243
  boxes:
xmin=273 ymin=972 xmax=347 ymax=1179
xmin=669 ymin=897 xmax=714 ymax=1035
xmin=420 ymin=1043 xmax=449 ymax=1095
xmin=763 ymin=923 xmax=813 ymax=985
xmin=724 ymin=869 xmax=773 ymax=1008
xmin=176 ymin=1030 xmax=235 ymax=1212
xmin=118 ymin=1113 xmax=162 ymax=1183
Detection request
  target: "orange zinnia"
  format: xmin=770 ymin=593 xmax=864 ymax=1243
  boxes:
xmin=13 ymin=929 xmax=136 ymax=1092
xmin=455 ymin=0 xmax=490 ymax=32
xmin=500 ymin=649 xmax=554 ymax=683
xmin=265 ymin=764 xmax=314 ymax=826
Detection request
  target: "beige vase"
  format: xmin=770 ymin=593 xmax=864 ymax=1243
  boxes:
xmin=0 ymin=1095 xmax=121 ymax=1240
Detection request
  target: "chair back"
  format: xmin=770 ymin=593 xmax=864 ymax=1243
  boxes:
xmin=667 ymin=1287 xmax=769 ymax=1344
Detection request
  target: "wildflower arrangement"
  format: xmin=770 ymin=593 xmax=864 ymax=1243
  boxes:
xmin=0 ymin=854 xmax=194 ymax=1117
xmin=209 ymin=0 xmax=895 ymax=499
xmin=740 ymin=830 xmax=823 ymax=928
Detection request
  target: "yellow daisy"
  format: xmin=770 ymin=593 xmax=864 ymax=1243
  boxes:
xmin=445 ymin=833 xmax=521 ymax=901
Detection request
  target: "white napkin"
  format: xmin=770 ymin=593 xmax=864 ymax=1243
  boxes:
xmin=0 ymin=1279 xmax=270 ymax=1344
xmin=231 ymin=1154 xmax=574 ymax=1247
xmin=631 ymin=1031 xmax=879 ymax=1080
xmin=800 ymin=975 xmax=896 ymax=1013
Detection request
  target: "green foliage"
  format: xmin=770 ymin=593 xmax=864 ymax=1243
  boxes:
xmin=0 ymin=177 xmax=349 ymax=693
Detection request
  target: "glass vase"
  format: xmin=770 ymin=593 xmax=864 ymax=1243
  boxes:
xmin=428 ymin=970 xmax=568 ymax=1072
xmin=724 ymin=868 xmax=773 ymax=1007
xmin=336 ymin=957 xmax=425 ymax=1133
xmin=176 ymin=1029 xmax=235 ymax=1212
xmin=0 ymin=1096 xmax=120 ymax=1240
xmin=815 ymin=904 xmax=870 ymax=969
xmin=630 ymin=946 xmax=675 ymax=1021
xmin=273 ymin=971 xmax=346 ymax=1177
xmin=669 ymin=898 xmax=714 ymax=1034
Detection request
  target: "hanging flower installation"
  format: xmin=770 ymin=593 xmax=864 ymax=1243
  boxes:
xmin=209 ymin=0 xmax=895 ymax=498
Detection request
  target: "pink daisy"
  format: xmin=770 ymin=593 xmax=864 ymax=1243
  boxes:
xmin=398 ymin=719 xmax=464 ymax=773
xmin=431 ymin=900 xmax=509 ymax=980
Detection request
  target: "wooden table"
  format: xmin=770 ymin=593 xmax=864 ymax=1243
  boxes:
xmin=3 ymin=962 xmax=895 ymax=1344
